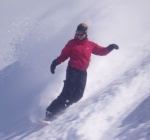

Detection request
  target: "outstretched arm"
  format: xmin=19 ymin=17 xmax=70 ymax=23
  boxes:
xmin=92 ymin=42 xmax=119 ymax=56
xmin=50 ymin=42 xmax=72 ymax=74
xmin=57 ymin=43 xmax=72 ymax=63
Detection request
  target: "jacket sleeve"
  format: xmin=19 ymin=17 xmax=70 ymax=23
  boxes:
xmin=56 ymin=42 xmax=72 ymax=63
xmin=92 ymin=42 xmax=111 ymax=56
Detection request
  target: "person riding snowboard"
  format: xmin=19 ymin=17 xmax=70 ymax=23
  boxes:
xmin=46 ymin=23 xmax=119 ymax=121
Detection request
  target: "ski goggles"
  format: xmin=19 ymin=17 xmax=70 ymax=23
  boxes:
xmin=75 ymin=31 xmax=85 ymax=36
xmin=76 ymin=33 xmax=85 ymax=36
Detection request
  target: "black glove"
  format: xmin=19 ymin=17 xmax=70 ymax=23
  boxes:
xmin=50 ymin=59 xmax=60 ymax=74
xmin=107 ymin=44 xmax=119 ymax=51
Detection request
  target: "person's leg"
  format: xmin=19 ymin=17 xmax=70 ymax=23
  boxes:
xmin=70 ymin=71 xmax=87 ymax=104
xmin=46 ymin=66 xmax=79 ymax=118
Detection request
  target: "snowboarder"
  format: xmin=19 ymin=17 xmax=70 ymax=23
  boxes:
xmin=46 ymin=23 xmax=119 ymax=121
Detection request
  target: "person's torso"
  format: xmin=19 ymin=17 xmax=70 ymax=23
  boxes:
xmin=68 ymin=37 xmax=94 ymax=71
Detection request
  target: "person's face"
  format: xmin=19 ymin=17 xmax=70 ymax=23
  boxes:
xmin=75 ymin=31 xmax=87 ymax=40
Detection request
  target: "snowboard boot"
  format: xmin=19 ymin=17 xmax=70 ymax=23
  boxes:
xmin=45 ymin=111 xmax=57 ymax=122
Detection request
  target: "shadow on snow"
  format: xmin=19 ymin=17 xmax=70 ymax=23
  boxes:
xmin=0 ymin=62 xmax=49 ymax=140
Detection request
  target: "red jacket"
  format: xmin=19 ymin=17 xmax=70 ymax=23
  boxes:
xmin=57 ymin=36 xmax=111 ymax=71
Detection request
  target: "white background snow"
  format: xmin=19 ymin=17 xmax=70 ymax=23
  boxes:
xmin=0 ymin=0 xmax=150 ymax=140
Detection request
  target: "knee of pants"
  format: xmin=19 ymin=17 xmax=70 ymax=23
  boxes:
xmin=72 ymin=94 xmax=83 ymax=103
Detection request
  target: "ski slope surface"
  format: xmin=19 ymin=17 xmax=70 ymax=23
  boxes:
xmin=0 ymin=0 xmax=150 ymax=140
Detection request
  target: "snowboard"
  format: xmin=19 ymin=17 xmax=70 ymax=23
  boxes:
xmin=37 ymin=120 xmax=51 ymax=126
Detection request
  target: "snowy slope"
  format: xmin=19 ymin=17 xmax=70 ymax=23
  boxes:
xmin=0 ymin=0 xmax=150 ymax=140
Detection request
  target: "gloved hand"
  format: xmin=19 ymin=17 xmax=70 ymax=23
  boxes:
xmin=107 ymin=44 xmax=119 ymax=51
xmin=50 ymin=59 xmax=60 ymax=74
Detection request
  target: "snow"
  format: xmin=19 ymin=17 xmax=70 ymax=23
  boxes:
xmin=0 ymin=0 xmax=150 ymax=140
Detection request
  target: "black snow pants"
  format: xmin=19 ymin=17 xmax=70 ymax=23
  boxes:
xmin=46 ymin=65 xmax=87 ymax=115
